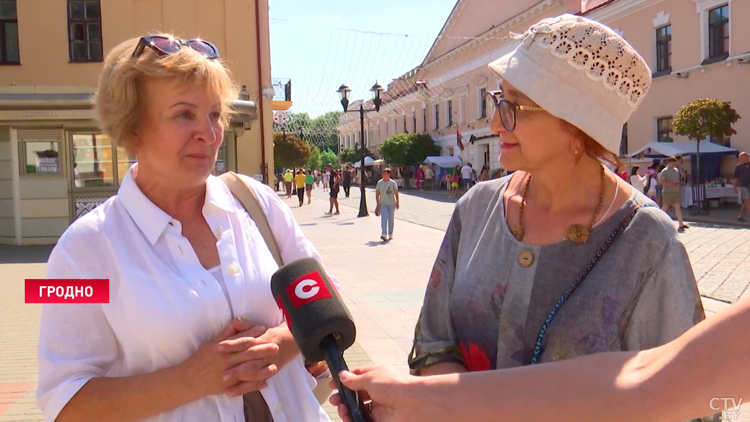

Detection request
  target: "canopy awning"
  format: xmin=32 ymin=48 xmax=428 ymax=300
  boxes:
xmin=353 ymin=156 xmax=376 ymax=167
xmin=423 ymin=155 xmax=463 ymax=168
xmin=627 ymin=141 xmax=738 ymax=158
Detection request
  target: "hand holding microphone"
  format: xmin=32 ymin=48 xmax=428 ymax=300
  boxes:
xmin=271 ymin=258 xmax=373 ymax=422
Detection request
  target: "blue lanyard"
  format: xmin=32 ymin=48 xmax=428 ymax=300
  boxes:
xmin=530 ymin=203 xmax=657 ymax=365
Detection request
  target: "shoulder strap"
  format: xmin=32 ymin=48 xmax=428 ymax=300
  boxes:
xmin=218 ymin=172 xmax=284 ymax=267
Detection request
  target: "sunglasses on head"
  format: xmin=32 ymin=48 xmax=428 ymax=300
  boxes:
xmin=485 ymin=90 xmax=545 ymax=132
xmin=132 ymin=35 xmax=219 ymax=60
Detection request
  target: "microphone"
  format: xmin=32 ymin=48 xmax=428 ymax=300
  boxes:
xmin=271 ymin=258 xmax=372 ymax=422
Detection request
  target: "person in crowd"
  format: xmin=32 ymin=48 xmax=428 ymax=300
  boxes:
xmin=305 ymin=168 xmax=315 ymax=205
xmin=449 ymin=170 xmax=460 ymax=198
xmin=295 ymin=169 xmax=306 ymax=207
xmin=283 ymin=169 xmax=293 ymax=198
xmin=645 ymin=172 xmax=658 ymax=203
xmin=479 ymin=166 xmax=490 ymax=182
xmin=423 ymin=165 xmax=434 ymax=190
xmin=342 ymin=164 xmax=353 ymax=198
xmin=330 ymin=294 xmax=750 ymax=422
xmin=323 ymin=168 xmax=330 ymax=192
xmin=660 ymin=156 xmax=688 ymax=231
xmin=408 ymin=12 xmax=705 ymax=420
xmin=460 ymin=162 xmax=473 ymax=193
xmin=325 ymin=163 xmax=340 ymax=215
xmin=36 ymin=34 xmax=333 ymax=422
xmin=629 ymin=165 xmax=647 ymax=194
xmin=733 ymin=151 xmax=750 ymax=222
xmin=375 ymin=168 xmax=400 ymax=241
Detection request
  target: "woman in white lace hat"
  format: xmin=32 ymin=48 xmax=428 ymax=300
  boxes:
xmin=407 ymin=11 xmax=708 ymax=413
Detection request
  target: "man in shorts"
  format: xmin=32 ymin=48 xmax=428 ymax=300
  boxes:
xmin=660 ymin=156 xmax=688 ymax=231
xmin=734 ymin=152 xmax=750 ymax=222
xmin=325 ymin=163 xmax=340 ymax=215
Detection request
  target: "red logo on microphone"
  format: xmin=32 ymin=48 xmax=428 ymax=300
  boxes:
xmin=286 ymin=271 xmax=332 ymax=308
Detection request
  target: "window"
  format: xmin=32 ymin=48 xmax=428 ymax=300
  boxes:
xmin=655 ymin=25 xmax=671 ymax=74
xmin=448 ymin=147 xmax=454 ymax=156
xmin=0 ymin=0 xmax=19 ymax=64
xmin=393 ymin=119 xmax=397 ymax=134
xmin=478 ymin=88 xmax=487 ymax=118
xmin=422 ymin=108 xmax=426 ymax=133
xmin=68 ymin=0 xmax=103 ymax=62
xmin=413 ymin=113 xmax=417 ymax=133
xmin=619 ymin=124 xmax=628 ymax=157
xmin=20 ymin=141 xmax=62 ymax=175
xmin=72 ymin=133 xmax=117 ymax=187
xmin=710 ymin=134 xmax=730 ymax=147
xmin=403 ymin=116 xmax=407 ymax=133
xmin=657 ymin=117 xmax=673 ymax=142
xmin=446 ymin=100 xmax=453 ymax=127
xmin=434 ymin=104 xmax=439 ymax=130
xmin=708 ymin=5 xmax=729 ymax=60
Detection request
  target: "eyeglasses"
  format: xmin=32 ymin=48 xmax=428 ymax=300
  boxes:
xmin=132 ymin=35 xmax=219 ymax=60
xmin=485 ymin=90 xmax=545 ymax=131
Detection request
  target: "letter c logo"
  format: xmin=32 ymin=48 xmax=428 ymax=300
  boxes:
xmin=294 ymin=279 xmax=320 ymax=300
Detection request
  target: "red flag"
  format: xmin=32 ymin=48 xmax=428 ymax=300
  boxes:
xmin=456 ymin=131 xmax=465 ymax=151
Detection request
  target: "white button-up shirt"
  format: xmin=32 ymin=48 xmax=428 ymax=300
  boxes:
xmin=37 ymin=168 xmax=337 ymax=422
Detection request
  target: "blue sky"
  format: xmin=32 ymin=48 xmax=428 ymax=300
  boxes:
xmin=269 ymin=0 xmax=457 ymax=118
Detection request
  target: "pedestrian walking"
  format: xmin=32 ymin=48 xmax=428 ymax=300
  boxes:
xmin=660 ymin=156 xmax=688 ymax=230
xmin=375 ymin=168 xmax=400 ymax=241
xmin=305 ymin=168 xmax=315 ymax=205
xmin=409 ymin=15 xmax=704 ymax=408
xmin=342 ymin=165 xmax=352 ymax=198
xmin=283 ymin=169 xmax=293 ymax=198
xmin=323 ymin=169 xmax=330 ymax=192
xmin=461 ymin=162 xmax=473 ymax=193
xmin=36 ymin=33 xmax=333 ymax=422
xmin=733 ymin=151 xmax=750 ymax=222
xmin=325 ymin=163 xmax=340 ymax=215
xmin=295 ymin=169 xmax=306 ymax=207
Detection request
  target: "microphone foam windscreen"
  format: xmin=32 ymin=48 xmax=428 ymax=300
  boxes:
xmin=271 ymin=257 xmax=356 ymax=362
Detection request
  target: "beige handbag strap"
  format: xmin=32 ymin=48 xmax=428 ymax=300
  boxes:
xmin=219 ymin=172 xmax=284 ymax=267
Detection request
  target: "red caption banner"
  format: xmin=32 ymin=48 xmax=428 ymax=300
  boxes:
xmin=25 ymin=279 xmax=110 ymax=303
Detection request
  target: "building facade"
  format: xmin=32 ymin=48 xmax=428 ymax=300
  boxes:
xmin=338 ymin=0 xmax=749 ymax=178
xmin=0 ymin=0 xmax=280 ymax=245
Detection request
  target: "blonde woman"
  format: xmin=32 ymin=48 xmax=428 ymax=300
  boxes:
xmin=36 ymin=35 xmax=333 ymax=422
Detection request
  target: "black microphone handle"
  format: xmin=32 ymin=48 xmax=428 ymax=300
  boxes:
xmin=320 ymin=334 xmax=372 ymax=422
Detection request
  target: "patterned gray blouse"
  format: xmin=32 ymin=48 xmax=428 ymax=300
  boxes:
xmin=409 ymin=176 xmax=706 ymax=373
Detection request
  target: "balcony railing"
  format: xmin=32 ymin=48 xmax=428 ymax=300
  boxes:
xmin=272 ymin=78 xmax=292 ymax=102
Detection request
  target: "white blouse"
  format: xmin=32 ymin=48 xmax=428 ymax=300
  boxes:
xmin=36 ymin=167 xmax=337 ymax=422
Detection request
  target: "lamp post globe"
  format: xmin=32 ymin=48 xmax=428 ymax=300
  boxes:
xmin=370 ymin=82 xmax=384 ymax=111
xmin=337 ymin=84 xmax=351 ymax=113
xmin=336 ymin=82 xmax=382 ymax=218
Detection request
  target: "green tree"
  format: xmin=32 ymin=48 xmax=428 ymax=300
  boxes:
xmin=273 ymin=111 xmax=343 ymax=151
xmin=318 ymin=148 xmax=339 ymax=169
xmin=673 ymin=98 xmax=741 ymax=182
xmin=339 ymin=148 xmax=360 ymax=164
xmin=378 ymin=133 xmax=440 ymax=165
xmin=304 ymin=144 xmax=321 ymax=171
xmin=273 ymin=132 xmax=310 ymax=169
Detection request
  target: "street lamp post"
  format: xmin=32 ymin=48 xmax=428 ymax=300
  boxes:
xmin=337 ymin=82 xmax=384 ymax=217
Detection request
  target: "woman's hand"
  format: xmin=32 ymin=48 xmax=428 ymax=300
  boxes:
xmin=218 ymin=319 xmax=301 ymax=397
xmin=179 ymin=320 xmax=271 ymax=399
xmin=329 ymin=366 xmax=430 ymax=422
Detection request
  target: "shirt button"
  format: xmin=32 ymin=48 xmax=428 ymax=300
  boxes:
xmin=227 ymin=264 xmax=240 ymax=276
xmin=274 ymin=402 xmax=283 ymax=413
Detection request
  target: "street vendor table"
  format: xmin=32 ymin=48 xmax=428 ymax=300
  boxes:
xmin=680 ymin=185 xmax=742 ymax=208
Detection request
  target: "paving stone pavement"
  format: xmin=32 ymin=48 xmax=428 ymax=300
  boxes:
xmin=1 ymin=181 xmax=748 ymax=421
xmin=314 ymin=185 xmax=750 ymax=303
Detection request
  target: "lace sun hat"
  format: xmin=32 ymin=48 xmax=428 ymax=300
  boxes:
xmin=487 ymin=14 xmax=652 ymax=155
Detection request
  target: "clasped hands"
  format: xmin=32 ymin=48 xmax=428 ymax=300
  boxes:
xmin=182 ymin=317 xmax=322 ymax=399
